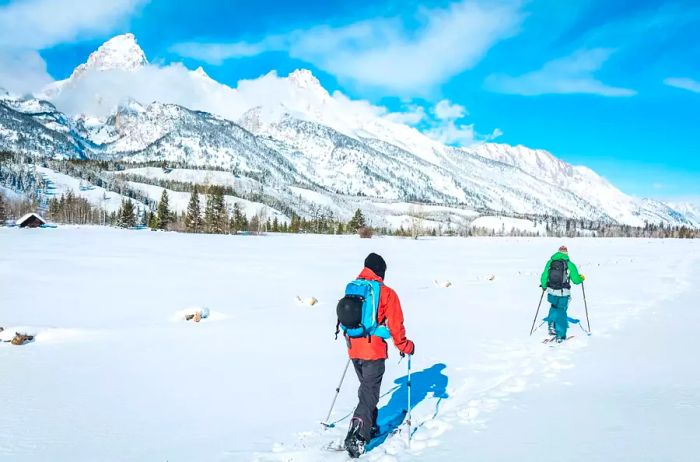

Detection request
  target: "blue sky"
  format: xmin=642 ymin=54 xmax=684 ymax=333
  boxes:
xmin=1 ymin=0 xmax=699 ymax=201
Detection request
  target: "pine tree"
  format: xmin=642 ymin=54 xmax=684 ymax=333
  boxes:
xmin=230 ymin=202 xmax=245 ymax=234
xmin=348 ymin=208 xmax=366 ymax=232
xmin=204 ymin=186 xmax=227 ymax=233
xmin=0 ymin=193 xmax=6 ymax=225
xmin=148 ymin=213 xmax=158 ymax=230
xmin=118 ymin=199 xmax=136 ymax=228
xmin=272 ymin=216 xmax=279 ymax=233
xmin=289 ymin=214 xmax=301 ymax=233
xmin=156 ymin=190 xmax=172 ymax=230
xmin=140 ymin=209 xmax=150 ymax=227
xmin=184 ymin=185 xmax=203 ymax=233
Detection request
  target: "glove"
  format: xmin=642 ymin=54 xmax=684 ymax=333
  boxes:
xmin=580 ymin=274 xmax=586 ymax=281
xmin=400 ymin=340 xmax=415 ymax=357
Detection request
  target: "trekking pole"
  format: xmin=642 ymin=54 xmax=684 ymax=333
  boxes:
xmin=407 ymin=354 xmax=412 ymax=448
xmin=321 ymin=358 xmax=351 ymax=428
xmin=529 ymin=289 xmax=545 ymax=336
xmin=582 ymin=282 xmax=591 ymax=333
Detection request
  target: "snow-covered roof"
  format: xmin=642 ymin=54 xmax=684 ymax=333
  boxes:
xmin=16 ymin=212 xmax=46 ymax=226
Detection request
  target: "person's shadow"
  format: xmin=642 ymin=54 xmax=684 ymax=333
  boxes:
xmin=367 ymin=363 xmax=449 ymax=451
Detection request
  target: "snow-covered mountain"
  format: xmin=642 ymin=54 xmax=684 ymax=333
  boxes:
xmin=40 ymin=33 xmax=148 ymax=101
xmin=0 ymin=91 xmax=85 ymax=158
xmin=1 ymin=33 xmax=697 ymax=228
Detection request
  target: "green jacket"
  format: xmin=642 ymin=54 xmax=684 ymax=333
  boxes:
xmin=540 ymin=252 xmax=584 ymax=289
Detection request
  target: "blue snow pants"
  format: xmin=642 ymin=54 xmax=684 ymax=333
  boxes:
xmin=547 ymin=294 xmax=570 ymax=340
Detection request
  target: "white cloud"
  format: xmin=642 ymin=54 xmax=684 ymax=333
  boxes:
xmin=421 ymin=98 xmax=498 ymax=146
xmin=0 ymin=49 xmax=53 ymax=95
xmin=47 ymin=57 xmax=493 ymax=148
xmin=48 ymin=63 xmax=428 ymax=136
xmin=485 ymin=48 xmax=636 ymax=97
xmin=426 ymin=121 xmax=502 ymax=146
xmin=383 ymin=105 xmax=426 ymax=125
xmin=0 ymin=0 xmax=146 ymax=49
xmin=664 ymin=77 xmax=700 ymax=93
xmin=169 ymin=41 xmax=272 ymax=66
xmin=433 ymin=99 xmax=467 ymax=120
xmin=489 ymin=128 xmax=503 ymax=139
xmin=427 ymin=121 xmax=476 ymax=146
xmin=171 ymin=0 xmax=524 ymax=94
xmin=51 ymin=63 xmax=238 ymax=118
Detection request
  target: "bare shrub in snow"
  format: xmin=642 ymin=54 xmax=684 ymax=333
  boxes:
xmin=358 ymin=227 xmax=373 ymax=239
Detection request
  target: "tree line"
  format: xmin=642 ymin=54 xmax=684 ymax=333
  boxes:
xmin=1 ymin=152 xmax=697 ymax=238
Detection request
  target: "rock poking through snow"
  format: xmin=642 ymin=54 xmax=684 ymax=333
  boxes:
xmin=180 ymin=307 xmax=210 ymax=322
xmin=296 ymin=296 xmax=319 ymax=306
xmin=6 ymin=333 xmax=34 ymax=346
xmin=434 ymin=280 xmax=452 ymax=288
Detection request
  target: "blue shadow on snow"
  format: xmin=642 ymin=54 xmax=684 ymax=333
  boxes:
xmin=366 ymin=363 xmax=449 ymax=451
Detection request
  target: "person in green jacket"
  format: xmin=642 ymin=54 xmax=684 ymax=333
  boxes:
xmin=539 ymin=245 xmax=585 ymax=341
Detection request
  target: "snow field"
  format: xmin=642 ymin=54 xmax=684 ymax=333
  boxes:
xmin=1 ymin=228 xmax=698 ymax=461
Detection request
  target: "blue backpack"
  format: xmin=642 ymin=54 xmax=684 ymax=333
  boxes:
xmin=335 ymin=279 xmax=391 ymax=340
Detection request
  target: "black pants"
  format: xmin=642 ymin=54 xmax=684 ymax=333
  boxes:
xmin=351 ymin=358 xmax=385 ymax=441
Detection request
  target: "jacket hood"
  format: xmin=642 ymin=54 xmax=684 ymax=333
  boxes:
xmin=358 ymin=267 xmax=384 ymax=282
xmin=551 ymin=251 xmax=570 ymax=261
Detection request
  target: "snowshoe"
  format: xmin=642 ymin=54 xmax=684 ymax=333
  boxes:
xmin=346 ymin=437 xmax=366 ymax=459
xmin=344 ymin=418 xmax=366 ymax=459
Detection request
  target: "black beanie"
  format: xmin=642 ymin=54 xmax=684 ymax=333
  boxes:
xmin=364 ymin=253 xmax=387 ymax=279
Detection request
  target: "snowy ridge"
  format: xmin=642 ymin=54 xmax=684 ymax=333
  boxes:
xmin=1 ymin=33 xmax=697 ymax=227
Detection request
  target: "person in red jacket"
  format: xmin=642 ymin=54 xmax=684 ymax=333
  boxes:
xmin=344 ymin=253 xmax=415 ymax=458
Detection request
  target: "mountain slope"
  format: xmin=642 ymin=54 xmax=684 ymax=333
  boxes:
xmin=1 ymin=33 xmax=695 ymax=228
xmin=0 ymin=93 xmax=85 ymax=159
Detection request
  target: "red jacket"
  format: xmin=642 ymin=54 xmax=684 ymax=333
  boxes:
xmin=346 ymin=268 xmax=413 ymax=360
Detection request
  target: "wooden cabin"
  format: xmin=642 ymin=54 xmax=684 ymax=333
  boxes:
xmin=16 ymin=213 xmax=47 ymax=228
